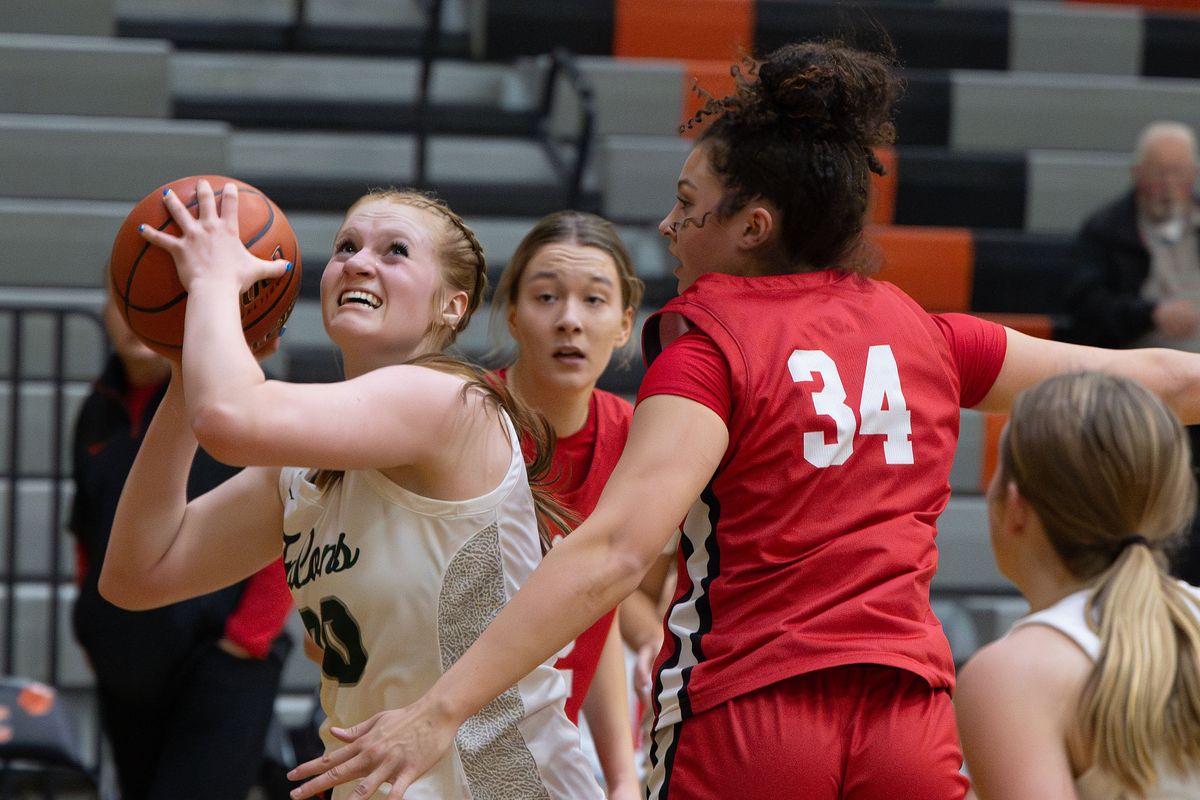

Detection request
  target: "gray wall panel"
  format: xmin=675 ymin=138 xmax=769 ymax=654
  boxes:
xmin=599 ymin=135 xmax=690 ymax=224
xmin=0 ymin=0 xmax=114 ymax=36
xmin=933 ymin=495 xmax=1011 ymax=593
xmin=0 ymin=114 xmax=229 ymax=201
xmin=1025 ymin=149 xmax=1131 ymax=234
xmin=1010 ymin=4 xmax=1141 ymax=76
xmin=0 ymin=200 xmax=129 ymax=288
xmin=951 ymin=72 xmax=1200 ymax=152
xmin=0 ymin=34 xmax=170 ymax=117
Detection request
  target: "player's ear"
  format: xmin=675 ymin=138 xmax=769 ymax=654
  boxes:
xmin=738 ymin=206 xmax=774 ymax=251
xmin=442 ymin=290 xmax=469 ymax=330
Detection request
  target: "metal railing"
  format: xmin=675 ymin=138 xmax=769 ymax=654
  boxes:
xmin=0 ymin=302 xmax=104 ymax=684
xmin=535 ymin=48 xmax=597 ymax=210
xmin=410 ymin=0 xmax=596 ymax=208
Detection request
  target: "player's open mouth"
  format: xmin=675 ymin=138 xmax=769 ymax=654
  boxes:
xmin=553 ymin=346 xmax=586 ymax=362
xmin=339 ymin=290 xmax=382 ymax=309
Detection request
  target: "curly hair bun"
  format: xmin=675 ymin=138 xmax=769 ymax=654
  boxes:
xmin=748 ymin=41 xmax=899 ymax=151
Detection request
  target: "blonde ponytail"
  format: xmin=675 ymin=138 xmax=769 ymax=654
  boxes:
xmin=1080 ymin=544 xmax=1200 ymax=793
xmin=1002 ymin=372 xmax=1200 ymax=793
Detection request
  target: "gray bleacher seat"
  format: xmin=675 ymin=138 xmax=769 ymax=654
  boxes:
xmin=1008 ymin=4 xmax=1142 ymax=77
xmin=0 ymin=113 xmax=229 ymax=201
xmin=0 ymin=479 xmax=75 ymax=579
xmin=599 ymin=135 xmax=690 ymax=224
xmin=229 ymin=130 xmax=555 ymax=186
xmin=0 ymin=383 xmax=89 ymax=477
xmin=931 ymin=495 xmax=1012 ymax=594
xmin=115 ymin=0 xmax=294 ymax=25
xmin=951 ymin=71 xmax=1200 ymax=151
xmin=171 ymin=52 xmax=518 ymax=107
xmin=1025 ymin=149 xmax=1131 ymax=234
xmin=0 ymin=200 xmax=129 ymax=289
xmin=948 ymin=408 xmax=985 ymax=494
xmin=546 ymin=56 xmax=683 ymax=138
xmin=0 ymin=0 xmax=114 ymax=36
xmin=0 ymin=33 xmax=171 ymax=117
xmin=0 ymin=584 xmax=93 ymax=689
xmin=303 ymin=0 xmax=430 ymax=28
xmin=0 ymin=297 xmax=106 ymax=380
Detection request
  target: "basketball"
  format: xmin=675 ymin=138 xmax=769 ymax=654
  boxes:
xmin=109 ymin=175 xmax=301 ymax=359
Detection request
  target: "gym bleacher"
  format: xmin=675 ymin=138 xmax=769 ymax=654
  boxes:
xmin=3 ymin=0 xmax=1199 ymax=792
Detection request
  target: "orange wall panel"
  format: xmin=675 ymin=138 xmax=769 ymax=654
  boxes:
xmin=679 ymin=59 xmax=738 ymax=136
xmin=981 ymin=412 xmax=1008 ymax=492
xmin=867 ymin=146 xmax=898 ymax=225
xmin=869 ymin=225 xmax=974 ymax=312
xmin=614 ymin=0 xmax=753 ymax=60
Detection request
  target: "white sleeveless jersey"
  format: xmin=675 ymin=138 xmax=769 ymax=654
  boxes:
xmin=280 ymin=412 xmax=602 ymax=800
xmin=1010 ymin=582 xmax=1200 ymax=799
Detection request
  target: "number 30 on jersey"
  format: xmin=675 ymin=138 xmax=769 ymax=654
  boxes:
xmin=787 ymin=345 xmax=913 ymax=467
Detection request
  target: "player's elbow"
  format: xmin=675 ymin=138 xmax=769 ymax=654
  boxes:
xmin=190 ymin=400 xmax=253 ymax=465
xmin=584 ymin=536 xmax=656 ymax=610
xmin=97 ymin=562 xmax=160 ymax=611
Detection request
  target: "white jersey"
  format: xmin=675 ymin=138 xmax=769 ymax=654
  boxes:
xmin=280 ymin=411 xmax=601 ymax=800
xmin=1010 ymin=583 xmax=1200 ymax=799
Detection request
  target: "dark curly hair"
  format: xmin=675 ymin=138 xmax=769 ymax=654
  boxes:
xmin=688 ymin=40 xmax=901 ymax=275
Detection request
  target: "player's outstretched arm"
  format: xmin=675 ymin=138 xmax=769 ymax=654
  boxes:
xmin=99 ymin=369 xmax=283 ymax=610
xmin=286 ymin=394 xmax=728 ymax=800
xmin=974 ymin=328 xmax=1200 ymax=423
xmin=582 ymin=618 xmax=641 ymax=800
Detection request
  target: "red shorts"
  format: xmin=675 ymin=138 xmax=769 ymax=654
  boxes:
xmin=645 ymin=664 xmax=968 ymax=800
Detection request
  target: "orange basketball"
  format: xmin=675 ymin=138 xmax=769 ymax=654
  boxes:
xmin=109 ymin=175 xmax=301 ymax=359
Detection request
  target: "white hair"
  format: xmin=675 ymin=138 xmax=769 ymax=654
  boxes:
xmin=1134 ymin=121 xmax=1198 ymax=165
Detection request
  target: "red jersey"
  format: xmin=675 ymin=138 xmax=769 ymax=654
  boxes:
xmin=637 ymin=270 xmax=1006 ymax=727
xmin=497 ymin=369 xmax=632 ymax=723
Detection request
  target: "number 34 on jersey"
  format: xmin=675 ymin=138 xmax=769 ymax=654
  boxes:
xmin=788 ymin=345 xmax=913 ymax=468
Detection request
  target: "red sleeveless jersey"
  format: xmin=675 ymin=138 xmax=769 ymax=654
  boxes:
xmin=638 ymin=270 xmax=1006 ymax=727
xmin=497 ymin=369 xmax=632 ymax=723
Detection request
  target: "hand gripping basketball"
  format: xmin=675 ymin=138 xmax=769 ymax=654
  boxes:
xmin=109 ymin=175 xmax=300 ymax=360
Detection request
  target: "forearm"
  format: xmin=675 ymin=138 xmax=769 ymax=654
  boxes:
xmin=619 ymin=587 xmax=664 ymax=652
xmin=582 ymin=619 xmax=639 ymax=795
xmin=182 ymin=278 xmax=267 ymax=432
xmin=1114 ymin=347 xmax=1200 ymax=424
xmin=619 ymin=551 xmax=672 ymax=651
xmin=100 ymin=374 xmax=199 ymax=605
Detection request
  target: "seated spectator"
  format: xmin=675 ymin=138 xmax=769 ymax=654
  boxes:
xmin=1066 ymin=120 xmax=1200 ymax=584
xmin=955 ymin=372 xmax=1200 ymax=799
xmin=70 ymin=288 xmax=294 ymax=800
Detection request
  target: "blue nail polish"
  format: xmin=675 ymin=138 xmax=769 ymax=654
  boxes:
xmin=279 ymin=326 xmax=287 ymax=337
xmin=284 ymin=262 xmax=294 ymax=272
xmin=162 ymin=187 xmax=171 ymax=196
xmin=137 ymin=224 xmax=145 ymax=233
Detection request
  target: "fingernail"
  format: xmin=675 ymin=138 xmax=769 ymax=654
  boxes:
xmin=285 ymin=261 xmax=294 ymax=272
xmin=137 ymin=224 xmax=145 ymax=233
xmin=279 ymin=325 xmax=287 ymax=337
xmin=162 ymin=188 xmax=171 ymax=197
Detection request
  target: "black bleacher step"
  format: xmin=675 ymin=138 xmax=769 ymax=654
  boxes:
xmin=174 ymin=99 xmax=541 ymax=138
xmin=894 ymin=71 xmax=952 ymax=148
xmin=971 ymin=230 xmax=1074 ymax=316
xmin=483 ymin=0 xmax=614 ymax=61
xmin=248 ymin=177 xmax=601 ymax=218
xmin=117 ymin=19 xmax=469 ymax=58
xmin=755 ymin=1 xmax=1009 ymax=71
xmin=1142 ymin=13 xmax=1200 ymax=79
xmin=893 ymin=147 xmax=1026 ymax=230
